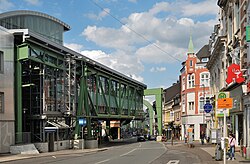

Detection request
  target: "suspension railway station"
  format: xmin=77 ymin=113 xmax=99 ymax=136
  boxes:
xmin=0 ymin=10 xmax=146 ymax=153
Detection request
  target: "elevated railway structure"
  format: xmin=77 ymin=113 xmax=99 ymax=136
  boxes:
xmin=0 ymin=10 xmax=146 ymax=149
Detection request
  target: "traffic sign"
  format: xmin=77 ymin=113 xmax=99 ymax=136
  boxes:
xmin=217 ymin=98 xmax=233 ymax=109
xmin=204 ymin=103 xmax=213 ymax=113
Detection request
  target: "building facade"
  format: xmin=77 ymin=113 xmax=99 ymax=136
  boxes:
xmin=180 ymin=37 xmax=211 ymax=141
xmin=207 ymin=0 xmax=250 ymax=158
xmin=163 ymin=81 xmax=181 ymax=140
xmin=0 ymin=26 xmax=15 ymax=153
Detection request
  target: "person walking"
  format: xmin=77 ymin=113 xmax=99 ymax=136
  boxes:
xmin=228 ymin=133 xmax=236 ymax=160
xmin=200 ymin=131 xmax=205 ymax=145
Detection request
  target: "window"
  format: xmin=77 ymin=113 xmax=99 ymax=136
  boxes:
xmin=0 ymin=51 xmax=3 ymax=73
xmin=190 ymin=60 xmax=193 ymax=67
xmin=0 ymin=92 xmax=4 ymax=113
xmin=200 ymin=73 xmax=210 ymax=87
xmin=182 ymin=77 xmax=185 ymax=91
xmin=199 ymin=97 xmax=204 ymax=110
xmin=188 ymin=102 xmax=194 ymax=110
xmin=235 ymin=1 xmax=239 ymax=31
xmin=182 ymin=94 xmax=185 ymax=112
xmin=201 ymin=58 xmax=209 ymax=62
xmin=188 ymin=74 xmax=195 ymax=88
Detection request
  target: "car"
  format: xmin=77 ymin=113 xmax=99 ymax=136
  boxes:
xmin=137 ymin=135 xmax=146 ymax=142
xmin=148 ymin=135 xmax=157 ymax=141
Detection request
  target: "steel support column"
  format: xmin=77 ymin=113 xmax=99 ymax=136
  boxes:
xmin=16 ymin=60 xmax=23 ymax=143
xmin=143 ymin=100 xmax=154 ymax=135
xmin=144 ymin=88 xmax=163 ymax=136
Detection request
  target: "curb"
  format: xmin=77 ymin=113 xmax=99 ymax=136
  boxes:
xmin=0 ymin=148 xmax=108 ymax=163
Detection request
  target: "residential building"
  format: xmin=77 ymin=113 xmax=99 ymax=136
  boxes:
xmin=208 ymin=0 xmax=249 ymax=158
xmin=162 ymin=80 xmax=181 ymax=140
xmin=180 ymin=37 xmax=211 ymax=141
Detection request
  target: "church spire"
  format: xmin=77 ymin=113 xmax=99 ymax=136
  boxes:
xmin=188 ymin=34 xmax=194 ymax=54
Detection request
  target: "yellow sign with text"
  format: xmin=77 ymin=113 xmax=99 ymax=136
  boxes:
xmin=217 ymin=98 xmax=233 ymax=109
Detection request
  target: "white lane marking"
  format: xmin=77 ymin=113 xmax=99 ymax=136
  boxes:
xmin=138 ymin=147 xmax=166 ymax=150
xmin=166 ymin=160 xmax=180 ymax=164
xmin=139 ymin=142 xmax=142 ymax=147
xmin=95 ymin=159 xmax=111 ymax=164
xmin=119 ymin=148 xmax=137 ymax=157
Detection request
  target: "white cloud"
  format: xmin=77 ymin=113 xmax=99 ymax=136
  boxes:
xmin=81 ymin=0 xmax=218 ymax=84
xmin=64 ymin=43 xmax=83 ymax=53
xmin=24 ymin=0 xmax=42 ymax=6
xmin=150 ymin=67 xmax=166 ymax=73
xmin=182 ymin=0 xmax=218 ymax=16
xmin=86 ymin=8 xmax=110 ymax=21
xmin=0 ymin=0 xmax=14 ymax=12
xmin=82 ymin=4 xmax=216 ymax=63
xmin=80 ymin=50 xmax=144 ymax=82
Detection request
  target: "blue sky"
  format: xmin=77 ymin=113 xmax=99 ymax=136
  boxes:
xmin=0 ymin=0 xmax=219 ymax=90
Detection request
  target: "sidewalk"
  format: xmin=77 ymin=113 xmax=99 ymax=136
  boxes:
xmin=0 ymin=148 xmax=108 ymax=163
xmin=165 ymin=140 xmax=250 ymax=164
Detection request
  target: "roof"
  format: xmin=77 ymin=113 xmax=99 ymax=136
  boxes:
xmin=164 ymin=82 xmax=181 ymax=103
xmin=0 ymin=10 xmax=70 ymax=31
xmin=187 ymin=35 xmax=194 ymax=54
xmin=196 ymin=44 xmax=210 ymax=60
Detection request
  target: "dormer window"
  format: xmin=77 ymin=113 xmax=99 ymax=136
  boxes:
xmin=201 ymin=58 xmax=209 ymax=62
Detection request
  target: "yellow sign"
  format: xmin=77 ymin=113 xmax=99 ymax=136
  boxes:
xmin=217 ymin=98 xmax=233 ymax=109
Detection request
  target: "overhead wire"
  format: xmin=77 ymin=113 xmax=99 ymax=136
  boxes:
xmin=89 ymin=0 xmax=182 ymax=62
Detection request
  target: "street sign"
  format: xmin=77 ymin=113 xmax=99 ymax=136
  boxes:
xmin=216 ymin=92 xmax=230 ymax=117
xmin=217 ymin=98 xmax=233 ymax=109
xmin=79 ymin=118 xmax=86 ymax=126
xmin=204 ymin=103 xmax=213 ymax=113
xmin=217 ymin=92 xmax=230 ymax=99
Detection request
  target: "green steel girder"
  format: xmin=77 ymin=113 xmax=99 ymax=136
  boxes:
xmin=143 ymin=100 xmax=154 ymax=135
xmin=15 ymin=59 xmax=23 ymax=143
xmin=17 ymin=42 xmax=145 ymax=140
xmin=144 ymin=88 xmax=163 ymax=136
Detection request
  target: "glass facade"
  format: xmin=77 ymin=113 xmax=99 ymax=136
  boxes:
xmin=0 ymin=16 xmax=64 ymax=44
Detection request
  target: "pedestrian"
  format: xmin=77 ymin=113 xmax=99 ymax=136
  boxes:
xmin=228 ymin=133 xmax=236 ymax=160
xmin=200 ymin=131 xmax=205 ymax=145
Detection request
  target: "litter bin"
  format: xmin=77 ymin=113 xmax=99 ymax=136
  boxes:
xmin=215 ymin=143 xmax=222 ymax=161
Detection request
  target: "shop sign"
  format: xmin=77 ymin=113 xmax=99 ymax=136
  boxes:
xmin=226 ymin=64 xmax=245 ymax=84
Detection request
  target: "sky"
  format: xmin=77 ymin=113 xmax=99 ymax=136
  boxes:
xmin=0 ymin=0 xmax=219 ymax=90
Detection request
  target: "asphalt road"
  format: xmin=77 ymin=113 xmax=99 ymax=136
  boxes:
xmin=4 ymin=141 xmax=166 ymax=164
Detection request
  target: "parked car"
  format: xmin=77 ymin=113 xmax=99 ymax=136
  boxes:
xmin=148 ymin=135 xmax=156 ymax=141
xmin=137 ymin=135 xmax=146 ymax=142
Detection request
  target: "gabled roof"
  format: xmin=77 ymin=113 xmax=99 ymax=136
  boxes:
xmin=196 ymin=44 xmax=209 ymax=60
xmin=164 ymin=82 xmax=181 ymax=103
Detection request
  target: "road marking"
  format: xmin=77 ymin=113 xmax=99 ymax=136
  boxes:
xmin=120 ymin=148 xmax=137 ymax=157
xmin=166 ymin=160 xmax=180 ymax=164
xmin=95 ymin=159 xmax=111 ymax=164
